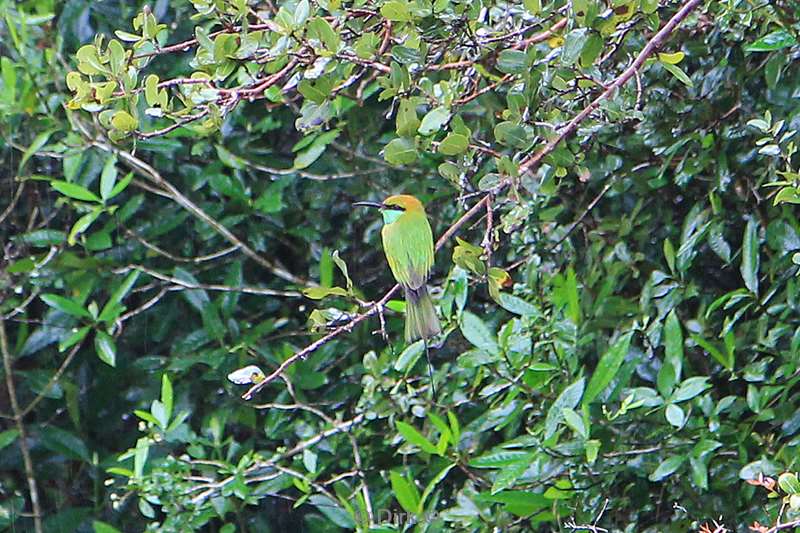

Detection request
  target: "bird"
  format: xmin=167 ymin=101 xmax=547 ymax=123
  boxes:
xmin=353 ymin=194 xmax=441 ymax=342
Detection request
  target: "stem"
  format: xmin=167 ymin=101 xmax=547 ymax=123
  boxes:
xmin=1 ymin=320 xmax=43 ymax=533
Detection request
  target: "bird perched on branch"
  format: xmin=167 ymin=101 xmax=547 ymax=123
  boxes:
xmin=354 ymin=194 xmax=441 ymax=342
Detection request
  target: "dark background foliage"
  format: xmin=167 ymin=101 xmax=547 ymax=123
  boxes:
xmin=2 ymin=0 xmax=800 ymax=531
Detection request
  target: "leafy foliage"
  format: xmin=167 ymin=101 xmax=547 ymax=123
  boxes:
xmin=2 ymin=0 xmax=800 ymax=532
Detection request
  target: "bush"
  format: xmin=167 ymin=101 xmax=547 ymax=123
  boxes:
xmin=2 ymin=0 xmax=800 ymax=531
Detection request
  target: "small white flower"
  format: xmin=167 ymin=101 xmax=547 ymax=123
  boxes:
xmin=227 ymin=365 xmax=265 ymax=385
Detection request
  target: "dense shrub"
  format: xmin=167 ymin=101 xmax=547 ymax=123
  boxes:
xmin=2 ymin=0 xmax=800 ymax=531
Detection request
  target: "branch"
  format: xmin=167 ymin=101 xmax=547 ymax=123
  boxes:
xmin=120 ymin=264 xmax=302 ymax=298
xmin=0 ymin=180 xmax=25 ymax=226
xmin=1 ymin=320 xmax=43 ymax=533
xmin=121 ymin=226 xmax=241 ymax=264
xmin=241 ymin=194 xmax=491 ymax=400
xmin=19 ymin=341 xmax=84 ymax=418
xmin=189 ymin=413 xmax=366 ymax=505
xmin=84 ymin=135 xmax=310 ymax=287
xmin=518 ymin=0 xmax=702 ymax=175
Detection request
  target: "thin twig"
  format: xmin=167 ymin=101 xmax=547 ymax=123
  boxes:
xmin=84 ymin=134 xmax=310 ymax=286
xmin=1 ymin=320 xmax=43 ymax=533
xmin=122 ymin=227 xmax=241 ymax=264
xmin=190 ymin=413 xmax=366 ymax=505
xmin=19 ymin=341 xmax=84 ymax=418
xmin=0 ymin=180 xmax=25 ymax=226
xmin=120 ymin=264 xmax=302 ymax=298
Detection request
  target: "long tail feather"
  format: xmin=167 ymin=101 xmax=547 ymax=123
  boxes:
xmin=404 ymin=285 xmax=441 ymax=342
xmin=424 ymin=338 xmax=436 ymax=400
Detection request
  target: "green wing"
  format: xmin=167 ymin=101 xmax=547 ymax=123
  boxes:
xmin=381 ymin=211 xmax=434 ymax=290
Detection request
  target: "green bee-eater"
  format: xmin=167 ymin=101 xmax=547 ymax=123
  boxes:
xmin=354 ymin=194 xmax=441 ymax=342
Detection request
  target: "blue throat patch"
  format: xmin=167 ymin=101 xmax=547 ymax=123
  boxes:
xmin=381 ymin=209 xmax=403 ymax=225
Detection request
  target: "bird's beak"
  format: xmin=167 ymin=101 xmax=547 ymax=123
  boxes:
xmin=352 ymin=201 xmax=385 ymax=209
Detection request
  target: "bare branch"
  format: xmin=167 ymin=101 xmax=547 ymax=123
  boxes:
xmin=1 ymin=320 xmax=43 ymax=533
xmin=84 ymin=134 xmax=310 ymax=286
xmin=119 ymin=264 xmax=302 ymax=298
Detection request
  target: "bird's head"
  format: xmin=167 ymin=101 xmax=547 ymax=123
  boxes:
xmin=353 ymin=194 xmax=424 ymax=225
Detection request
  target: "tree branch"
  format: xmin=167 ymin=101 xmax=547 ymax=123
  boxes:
xmin=85 ymin=135 xmax=310 ymax=287
xmin=1 ymin=320 xmax=43 ymax=533
xmin=518 ymin=0 xmax=702 ymax=175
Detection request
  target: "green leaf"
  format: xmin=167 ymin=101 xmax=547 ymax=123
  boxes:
xmin=478 ymin=490 xmax=549 ymax=517
xmin=381 ymin=1 xmax=414 ymax=22
xmin=658 ymin=51 xmax=685 ymax=64
xmin=0 ymin=429 xmax=20 ymax=452
xmin=307 ymin=17 xmax=340 ymax=51
xmin=460 ymin=311 xmax=499 ymax=356
xmin=740 ymin=219 xmax=760 ymax=295
xmin=494 ymin=121 xmax=528 ymax=147
xmin=779 ymin=473 xmax=800 ymax=495
xmin=51 ymin=180 xmax=102 ymax=202
xmin=649 ymin=455 xmax=685 ymax=481
xmin=19 ymin=130 xmax=55 ymax=171
xmin=293 ymin=129 xmax=339 ymax=169
xmin=523 ymin=0 xmax=541 ymax=14
xmin=561 ymin=28 xmax=589 ymax=66
xmin=497 ymin=293 xmax=539 ymax=317
xmin=111 ymin=110 xmax=138 ymax=132
xmin=396 ymin=421 xmax=439 ymax=455
xmin=161 ymin=374 xmax=173 ymax=422
xmin=2 ymin=56 xmax=16 ymax=102
xmin=40 ymin=426 xmax=91 ymax=462
xmin=562 ymin=408 xmax=588 ymax=439
xmin=134 ymin=437 xmax=150 ymax=479
xmin=93 ymin=521 xmax=123 ymax=533
xmin=390 ymin=471 xmax=420 ymax=514
xmin=150 ymin=400 xmax=168 ymax=429
xmin=580 ymin=33 xmax=603 ymax=67
xmin=491 ymin=454 xmax=532 ymax=494
xmin=59 ymin=326 xmax=90 ymax=352
xmin=469 ymin=449 xmax=532 ymax=468
xmin=94 ymin=330 xmax=117 ymax=367
xmin=583 ymin=332 xmax=633 ymax=406
xmin=745 ymin=30 xmax=797 ymax=52
xmin=419 ymin=463 xmax=455 ymax=513
xmin=665 ymin=403 xmax=685 ymax=427
xmin=201 ymin=304 xmax=226 ymax=342
xmin=309 ymin=495 xmax=355 ymax=528
xmin=13 ymin=229 xmax=66 ymax=247
xmin=496 ymin=50 xmax=527 ymax=74
xmin=331 ymin=250 xmax=353 ymax=292
xmin=418 ymin=106 xmax=451 ymax=136
xmin=254 ymin=181 xmax=286 ymax=213
xmin=41 ymin=294 xmax=91 ymax=319
xmin=107 ymin=172 xmax=133 ymax=200
xmin=673 ymin=376 xmax=710 ymax=403
xmin=100 ymin=156 xmax=118 ymax=201
xmin=68 ymin=209 xmax=102 ymax=245
xmin=384 ymin=137 xmax=418 ymax=165
xmin=692 ymin=334 xmax=734 ymax=371
xmin=107 ymin=270 xmax=140 ymax=305
xmin=545 ymin=378 xmax=585 ymax=439
xmin=438 ymin=133 xmax=469 ymax=155
xmin=394 ymin=340 xmax=425 ymax=372
xmin=663 ymin=309 xmax=684 ymax=382
xmin=662 ymin=62 xmax=693 ymax=87
xmin=396 ymin=99 xmax=420 ymax=138
xmin=302 ymin=286 xmax=349 ymax=300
